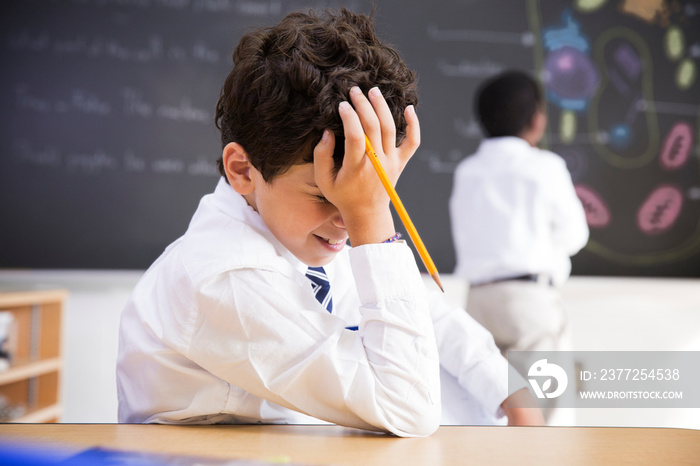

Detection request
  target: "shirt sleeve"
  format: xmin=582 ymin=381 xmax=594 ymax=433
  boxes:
xmin=184 ymin=241 xmax=441 ymax=437
xmin=548 ymin=157 xmax=589 ymax=257
xmin=428 ymin=289 xmax=527 ymax=420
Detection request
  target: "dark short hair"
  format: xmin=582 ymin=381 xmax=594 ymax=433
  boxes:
xmin=475 ymin=70 xmax=542 ymax=138
xmin=215 ymin=8 xmax=418 ymax=182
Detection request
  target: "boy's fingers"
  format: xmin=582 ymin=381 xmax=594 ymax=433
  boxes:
xmin=313 ymin=129 xmax=336 ymax=184
xmin=348 ymin=87 xmax=381 ymax=150
xmin=338 ymin=100 xmax=367 ymax=169
xmin=397 ymin=105 xmax=420 ymax=163
xmin=367 ymin=87 xmax=396 ymax=155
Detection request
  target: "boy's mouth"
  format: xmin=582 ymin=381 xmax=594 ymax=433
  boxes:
xmin=315 ymin=235 xmax=347 ymax=249
xmin=322 ymin=236 xmax=346 ymax=246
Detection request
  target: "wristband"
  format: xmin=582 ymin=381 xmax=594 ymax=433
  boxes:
xmin=382 ymin=232 xmax=402 ymax=243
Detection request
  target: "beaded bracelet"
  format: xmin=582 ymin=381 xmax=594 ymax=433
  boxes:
xmin=382 ymin=232 xmax=403 ymax=243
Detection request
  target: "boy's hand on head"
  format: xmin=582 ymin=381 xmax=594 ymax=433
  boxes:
xmin=314 ymin=86 xmax=420 ymax=246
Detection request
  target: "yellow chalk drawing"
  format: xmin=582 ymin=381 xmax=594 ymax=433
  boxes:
xmin=575 ymin=0 xmax=608 ymax=13
xmin=676 ymin=58 xmax=697 ymax=90
xmin=560 ymin=110 xmax=577 ymax=144
xmin=663 ymin=25 xmax=684 ymax=61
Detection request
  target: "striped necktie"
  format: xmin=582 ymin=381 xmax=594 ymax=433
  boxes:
xmin=306 ymin=266 xmax=333 ymax=313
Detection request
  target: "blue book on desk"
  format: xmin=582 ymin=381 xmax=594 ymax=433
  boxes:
xmin=1 ymin=444 xmax=306 ymax=465
xmin=64 ymin=448 xmax=304 ymax=465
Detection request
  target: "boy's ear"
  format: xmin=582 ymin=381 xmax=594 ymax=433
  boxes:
xmin=222 ymin=142 xmax=255 ymax=195
xmin=532 ymin=109 xmax=547 ymax=133
xmin=521 ymin=109 xmax=547 ymax=146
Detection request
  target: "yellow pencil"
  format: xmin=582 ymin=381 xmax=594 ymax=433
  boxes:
xmin=364 ymin=134 xmax=444 ymax=292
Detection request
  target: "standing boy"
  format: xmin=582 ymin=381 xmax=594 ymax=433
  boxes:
xmin=118 ymin=10 xmax=542 ymax=437
xmin=450 ymin=70 xmax=589 ymax=357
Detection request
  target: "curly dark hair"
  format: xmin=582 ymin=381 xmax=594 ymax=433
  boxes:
xmin=215 ymin=8 xmax=418 ymax=182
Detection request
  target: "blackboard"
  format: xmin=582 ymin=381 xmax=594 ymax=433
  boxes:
xmin=1 ymin=0 xmax=699 ymax=277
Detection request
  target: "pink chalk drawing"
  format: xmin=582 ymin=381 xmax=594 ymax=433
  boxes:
xmin=637 ymin=185 xmax=683 ymax=235
xmin=575 ymin=184 xmax=611 ymax=228
xmin=659 ymin=122 xmax=693 ymax=170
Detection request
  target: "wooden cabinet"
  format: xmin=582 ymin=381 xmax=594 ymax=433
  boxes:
xmin=0 ymin=289 xmax=66 ymax=423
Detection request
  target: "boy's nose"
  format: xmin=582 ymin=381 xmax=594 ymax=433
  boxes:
xmin=331 ymin=210 xmax=345 ymax=229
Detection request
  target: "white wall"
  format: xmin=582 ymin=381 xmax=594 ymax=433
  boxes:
xmin=1 ymin=270 xmax=699 ymax=428
xmin=561 ymin=276 xmax=700 ymax=430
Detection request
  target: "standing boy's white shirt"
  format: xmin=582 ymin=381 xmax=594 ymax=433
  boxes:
xmin=450 ymin=137 xmax=589 ymax=286
xmin=117 ymin=179 xmax=514 ymax=435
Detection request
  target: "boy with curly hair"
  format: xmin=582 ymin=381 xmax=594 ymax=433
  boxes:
xmin=117 ymin=8 xmax=542 ymax=437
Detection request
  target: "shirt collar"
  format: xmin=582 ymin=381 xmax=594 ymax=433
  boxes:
xmin=477 ymin=136 xmax=532 ymax=154
xmin=210 ymin=177 xmax=309 ymax=276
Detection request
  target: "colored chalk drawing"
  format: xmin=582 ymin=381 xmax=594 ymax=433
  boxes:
xmin=542 ymin=11 xmax=600 ymax=112
xmin=529 ymin=0 xmax=700 ymax=268
xmin=637 ymin=185 xmax=684 ymax=235
xmin=660 ymin=122 xmax=694 ymax=171
xmin=575 ymin=184 xmax=612 ymax=228
xmin=588 ymin=27 xmax=659 ymax=169
xmin=574 ymin=0 xmax=609 ymax=13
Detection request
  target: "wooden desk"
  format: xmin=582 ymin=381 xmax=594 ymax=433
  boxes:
xmin=1 ymin=424 xmax=698 ymax=465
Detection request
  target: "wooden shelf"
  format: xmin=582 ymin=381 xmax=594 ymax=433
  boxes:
xmin=0 ymin=358 xmax=63 ymax=385
xmin=0 ymin=289 xmax=66 ymax=423
xmin=0 ymin=289 xmax=68 ymax=308
xmin=13 ymin=403 xmax=64 ymax=423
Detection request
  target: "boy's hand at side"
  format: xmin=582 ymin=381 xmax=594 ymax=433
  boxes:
xmin=314 ymin=86 xmax=420 ymax=246
xmin=501 ymin=388 xmax=546 ymax=426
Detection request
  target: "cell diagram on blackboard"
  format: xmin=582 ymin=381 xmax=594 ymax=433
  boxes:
xmin=532 ymin=0 xmax=700 ymax=275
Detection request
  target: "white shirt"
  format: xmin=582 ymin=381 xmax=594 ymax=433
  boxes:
xmin=117 ymin=178 xmax=514 ymax=437
xmin=449 ymin=137 xmax=589 ymax=286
